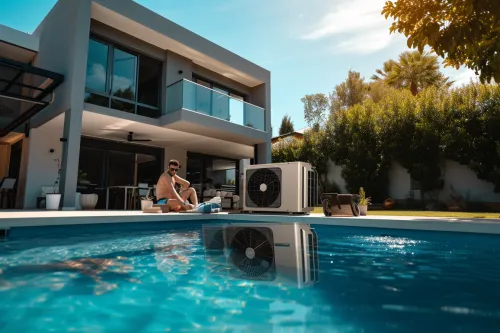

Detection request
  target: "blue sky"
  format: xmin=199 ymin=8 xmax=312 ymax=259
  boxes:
xmin=0 ymin=0 xmax=478 ymax=136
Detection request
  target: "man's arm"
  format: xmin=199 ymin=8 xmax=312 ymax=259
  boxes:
xmin=174 ymin=175 xmax=190 ymax=190
xmin=163 ymin=174 xmax=188 ymax=205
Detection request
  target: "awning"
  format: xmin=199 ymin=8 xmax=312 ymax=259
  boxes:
xmin=0 ymin=56 xmax=64 ymax=138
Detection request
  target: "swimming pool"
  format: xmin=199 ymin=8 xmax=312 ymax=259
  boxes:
xmin=0 ymin=221 xmax=499 ymax=332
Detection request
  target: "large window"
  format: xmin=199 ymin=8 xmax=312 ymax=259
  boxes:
xmin=84 ymin=37 xmax=162 ymax=118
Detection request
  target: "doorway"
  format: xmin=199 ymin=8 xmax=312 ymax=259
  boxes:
xmin=79 ymin=137 xmax=164 ymax=209
xmin=186 ymin=152 xmax=239 ymax=199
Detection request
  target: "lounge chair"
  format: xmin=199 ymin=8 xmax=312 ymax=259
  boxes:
xmin=321 ymin=193 xmax=360 ymax=217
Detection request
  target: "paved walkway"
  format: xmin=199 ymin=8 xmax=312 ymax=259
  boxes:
xmin=1 ymin=209 xmax=500 ymax=234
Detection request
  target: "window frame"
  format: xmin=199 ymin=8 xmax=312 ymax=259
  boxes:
xmin=84 ymin=34 xmax=163 ymax=117
xmin=192 ymin=73 xmax=248 ymax=102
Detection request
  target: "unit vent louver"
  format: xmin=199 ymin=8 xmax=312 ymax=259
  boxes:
xmin=245 ymin=167 xmax=282 ymax=208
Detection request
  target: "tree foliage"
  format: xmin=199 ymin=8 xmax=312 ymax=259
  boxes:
xmin=382 ymin=0 xmax=500 ymax=83
xmin=274 ymin=81 xmax=500 ymax=202
xmin=301 ymin=93 xmax=329 ymax=128
xmin=278 ymin=114 xmax=294 ymax=135
xmin=329 ymin=70 xmax=368 ymax=114
xmin=373 ymin=50 xmax=452 ymax=95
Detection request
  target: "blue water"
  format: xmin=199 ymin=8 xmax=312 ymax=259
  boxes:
xmin=1 ymin=222 xmax=499 ymax=333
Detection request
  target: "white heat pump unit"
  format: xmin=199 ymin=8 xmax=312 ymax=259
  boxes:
xmin=202 ymin=222 xmax=319 ymax=288
xmin=242 ymin=161 xmax=318 ymax=214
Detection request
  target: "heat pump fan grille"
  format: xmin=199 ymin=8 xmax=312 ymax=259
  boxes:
xmin=229 ymin=227 xmax=275 ymax=277
xmin=246 ymin=167 xmax=282 ymax=208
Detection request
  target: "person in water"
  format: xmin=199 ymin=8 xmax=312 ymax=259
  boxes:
xmin=155 ymin=159 xmax=198 ymax=211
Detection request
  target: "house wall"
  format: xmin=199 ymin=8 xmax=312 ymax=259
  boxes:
xmin=23 ymin=122 xmax=63 ymax=209
xmin=30 ymin=0 xmax=91 ymax=128
xmin=164 ymin=147 xmax=187 ymax=179
xmin=388 ymin=161 xmax=411 ymax=200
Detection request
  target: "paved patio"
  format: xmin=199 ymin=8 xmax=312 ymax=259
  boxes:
xmin=1 ymin=209 xmax=500 ymax=234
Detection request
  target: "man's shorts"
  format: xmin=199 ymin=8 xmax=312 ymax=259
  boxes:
xmin=156 ymin=198 xmax=169 ymax=204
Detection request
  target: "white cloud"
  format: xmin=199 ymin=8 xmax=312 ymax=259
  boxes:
xmin=447 ymin=67 xmax=480 ymax=87
xmin=300 ymin=0 xmax=402 ymax=54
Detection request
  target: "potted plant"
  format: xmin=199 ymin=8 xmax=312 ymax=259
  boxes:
xmin=78 ymin=170 xmax=98 ymax=210
xmin=46 ymin=158 xmax=61 ymax=210
xmin=141 ymin=195 xmax=154 ymax=211
xmin=358 ymin=187 xmax=371 ymax=216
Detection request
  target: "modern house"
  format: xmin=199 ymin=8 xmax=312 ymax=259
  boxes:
xmin=0 ymin=0 xmax=271 ymax=210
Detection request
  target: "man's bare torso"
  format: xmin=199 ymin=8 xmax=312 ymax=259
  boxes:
xmin=155 ymin=172 xmax=176 ymax=200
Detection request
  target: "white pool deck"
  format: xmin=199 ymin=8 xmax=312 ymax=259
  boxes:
xmin=1 ymin=210 xmax=500 ymax=235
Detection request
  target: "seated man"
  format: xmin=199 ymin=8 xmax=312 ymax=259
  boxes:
xmin=155 ymin=159 xmax=199 ymax=212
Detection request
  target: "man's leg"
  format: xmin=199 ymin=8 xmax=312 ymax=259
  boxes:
xmin=180 ymin=187 xmax=198 ymax=206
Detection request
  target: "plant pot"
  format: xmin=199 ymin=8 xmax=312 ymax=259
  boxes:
xmin=80 ymin=193 xmax=98 ymax=210
xmin=46 ymin=193 xmax=61 ymax=210
xmin=141 ymin=200 xmax=153 ymax=211
xmin=358 ymin=204 xmax=368 ymax=216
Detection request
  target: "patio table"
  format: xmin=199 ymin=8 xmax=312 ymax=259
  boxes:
xmin=106 ymin=186 xmax=153 ymax=210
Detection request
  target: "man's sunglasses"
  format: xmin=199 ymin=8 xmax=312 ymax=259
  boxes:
xmin=169 ymin=167 xmax=178 ymax=172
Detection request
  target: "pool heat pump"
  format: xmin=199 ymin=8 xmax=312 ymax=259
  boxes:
xmin=242 ymin=161 xmax=318 ymax=214
xmin=202 ymin=222 xmax=319 ymax=288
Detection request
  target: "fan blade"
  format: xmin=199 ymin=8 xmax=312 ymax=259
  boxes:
xmin=130 ymin=139 xmax=152 ymax=142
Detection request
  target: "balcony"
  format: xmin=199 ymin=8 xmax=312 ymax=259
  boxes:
xmin=165 ymin=79 xmax=265 ymax=131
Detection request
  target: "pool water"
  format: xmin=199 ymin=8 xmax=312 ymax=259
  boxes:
xmin=0 ymin=222 xmax=499 ymax=333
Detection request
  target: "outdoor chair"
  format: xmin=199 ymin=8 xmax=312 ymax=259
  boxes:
xmin=0 ymin=177 xmax=17 ymax=209
xmin=321 ymin=193 xmax=360 ymax=217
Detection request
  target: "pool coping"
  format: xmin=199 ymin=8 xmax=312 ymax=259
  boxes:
xmin=1 ymin=210 xmax=500 ymax=235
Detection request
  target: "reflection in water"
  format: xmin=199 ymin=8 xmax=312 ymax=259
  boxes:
xmin=201 ymin=222 xmax=320 ymax=289
xmin=1 ymin=224 xmax=498 ymax=332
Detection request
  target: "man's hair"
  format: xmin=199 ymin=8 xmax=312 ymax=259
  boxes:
xmin=169 ymin=159 xmax=180 ymax=168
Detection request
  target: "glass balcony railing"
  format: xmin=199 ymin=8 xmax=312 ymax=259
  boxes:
xmin=165 ymin=79 xmax=265 ymax=131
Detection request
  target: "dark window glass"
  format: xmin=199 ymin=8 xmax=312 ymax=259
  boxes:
xmin=112 ymin=49 xmax=137 ymax=101
xmin=137 ymin=106 xmax=159 ymax=118
xmin=85 ymin=39 xmax=109 ymax=92
xmin=84 ymin=92 xmax=108 ymax=107
xmin=108 ymin=151 xmax=135 ymax=186
xmin=79 ymin=147 xmax=106 ymax=187
xmin=138 ymin=57 xmax=162 ymax=107
xmin=111 ymin=99 xmax=135 ymax=113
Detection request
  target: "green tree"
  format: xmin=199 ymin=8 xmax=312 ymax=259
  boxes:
xmin=329 ymin=101 xmax=390 ymax=202
xmin=375 ymin=50 xmax=452 ymax=95
xmin=301 ymin=93 xmax=329 ymax=128
xmin=278 ymin=114 xmax=295 ymax=135
xmin=382 ymin=0 xmax=500 ymax=83
xmin=330 ymin=70 xmax=368 ymax=114
xmin=371 ymin=59 xmax=397 ymax=81
xmin=442 ymin=82 xmax=500 ymax=191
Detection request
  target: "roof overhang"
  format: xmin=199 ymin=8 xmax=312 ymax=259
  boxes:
xmin=0 ymin=24 xmax=39 ymax=63
xmin=90 ymin=0 xmax=268 ymax=87
xmin=0 ymin=56 xmax=64 ymax=138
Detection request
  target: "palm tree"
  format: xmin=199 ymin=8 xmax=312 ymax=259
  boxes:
xmin=371 ymin=59 xmax=397 ymax=81
xmin=373 ymin=50 xmax=453 ymax=95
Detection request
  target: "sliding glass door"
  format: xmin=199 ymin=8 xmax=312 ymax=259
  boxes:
xmin=78 ymin=137 xmax=163 ymax=209
xmin=186 ymin=152 xmax=239 ymax=199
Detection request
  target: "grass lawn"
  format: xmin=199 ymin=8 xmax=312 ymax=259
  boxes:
xmin=312 ymin=207 xmax=500 ymax=219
